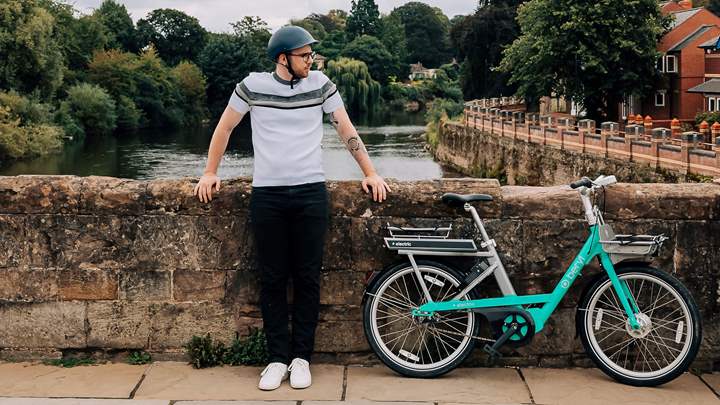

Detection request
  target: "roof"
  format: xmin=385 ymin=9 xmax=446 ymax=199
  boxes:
xmin=687 ymin=78 xmax=720 ymax=93
xmin=669 ymin=7 xmax=703 ymax=29
xmin=699 ymin=35 xmax=720 ymax=48
xmin=668 ymin=24 xmax=716 ymax=51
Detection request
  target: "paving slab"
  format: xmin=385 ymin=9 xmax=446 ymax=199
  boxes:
xmin=345 ymin=366 xmax=530 ymax=404
xmin=0 ymin=362 xmax=149 ymax=398
xmin=134 ymin=362 xmax=343 ymax=401
xmin=0 ymin=400 xmax=167 ymax=405
xmin=702 ymin=373 xmax=720 ymax=396
xmin=176 ymin=402 xmax=295 ymax=405
xmin=304 ymin=402 xmax=432 ymax=405
xmin=522 ymin=368 xmax=720 ymax=405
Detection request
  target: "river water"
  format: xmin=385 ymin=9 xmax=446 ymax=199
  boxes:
xmin=0 ymin=111 xmax=458 ymax=180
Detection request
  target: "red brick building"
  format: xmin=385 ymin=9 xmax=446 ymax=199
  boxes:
xmin=624 ymin=1 xmax=720 ymax=122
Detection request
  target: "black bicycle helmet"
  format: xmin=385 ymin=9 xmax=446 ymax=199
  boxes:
xmin=267 ymin=25 xmax=318 ymax=88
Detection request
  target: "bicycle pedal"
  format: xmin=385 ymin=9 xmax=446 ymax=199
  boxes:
xmin=483 ymin=343 xmax=503 ymax=359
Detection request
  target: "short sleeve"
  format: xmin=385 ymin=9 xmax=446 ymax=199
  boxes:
xmin=321 ymin=78 xmax=344 ymax=113
xmin=228 ymin=82 xmax=250 ymax=114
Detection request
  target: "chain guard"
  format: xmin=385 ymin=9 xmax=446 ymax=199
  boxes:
xmin=473 ymin=307 xmax=535 ymax=347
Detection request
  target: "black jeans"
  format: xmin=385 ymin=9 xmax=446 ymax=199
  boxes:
xmin=249 ymin=181 xmax=328 ymax=364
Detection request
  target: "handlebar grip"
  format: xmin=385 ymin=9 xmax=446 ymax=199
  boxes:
xmin=570 ymin=177 xmax=592 ymax=189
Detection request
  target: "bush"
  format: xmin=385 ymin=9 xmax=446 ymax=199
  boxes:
xmin=695 ymin=111 xmax=720 ymax=127
xmin=185 ymin=328 xmax=269 ymax=369
xmin=115 ymin=95 xmax=142 ymax=131
xmin=0 ymin=91 xmax=54 ymax=125
xmin=171 ymin=61 xmax=208 ymax=125
xmin=0 ymin=106 xmax=63 ymax=160
xmin=60 ymin=83 xmax=117 ymax=136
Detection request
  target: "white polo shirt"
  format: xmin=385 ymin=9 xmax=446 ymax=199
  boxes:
xmin=228 ymin=70 xmax=344 ymax=187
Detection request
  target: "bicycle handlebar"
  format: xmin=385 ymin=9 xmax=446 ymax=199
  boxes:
xmin=570 ymin=177 xmax=593 ymax=189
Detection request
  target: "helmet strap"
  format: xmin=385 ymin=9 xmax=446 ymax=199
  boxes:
xmin=282 ymin=52 xmax=301 ymax=89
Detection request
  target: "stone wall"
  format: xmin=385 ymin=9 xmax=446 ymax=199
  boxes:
xmin=0 ymin=176 xmax=719 ymax=370
xmin=436 ymin=121 xmax=710 ymax=186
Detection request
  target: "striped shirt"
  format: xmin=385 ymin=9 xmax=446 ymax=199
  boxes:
xmin=228 ymin=70 xmax=344 ymax=187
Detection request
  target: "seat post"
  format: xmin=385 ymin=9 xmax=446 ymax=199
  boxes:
xmin=465 ymin=203 xmax=491 ymax=243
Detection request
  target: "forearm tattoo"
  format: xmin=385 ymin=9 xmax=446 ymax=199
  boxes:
xmin=346 ymin=136 xmax=366 ymax=155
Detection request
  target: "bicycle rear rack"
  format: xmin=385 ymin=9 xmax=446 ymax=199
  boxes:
xmin=385 ymin=223 xmax=478 ymax=253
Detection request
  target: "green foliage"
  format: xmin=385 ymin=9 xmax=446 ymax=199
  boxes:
xmin=290 ymin=18 xmax=328 ymax=40
xmin=378 ymin=14 xmax=409 ymax=78
xmin=341 ymin=35 xmax=399 ymax=84
xmin=60 ymin=83 xmax=117 ymax=137
xmin=87 ymin=47 xmax=196 ymax=129
xmin=136 ymin=8 xmax=208 ymax=65
xmin=0 ymin=91 xmax=55 ymax=125
xmin=223 ymin=328 xmax=270 ymax=366
xmin=390 ymin=2 xmax=452 ymax=67
xmin=499 ymin=0 xmax=670 ymax=121
xmin=314 ymin=30 xmax=348 ymax=61
xmin=347 ymin=0 xmax=381 ymax=37
xmin=307 ymin=10 xmax=347 ymax=32
xmin=185 ymin=333 xmax=226 ymax=369
xmin=43 ymin=357 xmax=97 ymax=367
xmin=0 ymin=0 xmax=65 ymax=97
xmin=0 ymin=104 xmax=64 ymax=160
xmin=185 ymin=329 xmax=269 ymax=369
xmin=450 ymin=1 xmax=520 ymax=100
xmin=115 ymin=95 xmax=142 ymax=131
xmin=695 ymin=111 xmax=720 ymax=126
xmin=64 ymin=15 xmax=109 ymax=71
xmin=325 ymin=57 xmax=381 ymax=113
xmin=127 ymin=350 xmax=152 ymax=365
xmin=171 ymin=61 xmax=208 ymax=125
xmin=93 ymin=0 xmax=138 ymax=52
xmin=199 ymin=28 xmax=273 ymax=116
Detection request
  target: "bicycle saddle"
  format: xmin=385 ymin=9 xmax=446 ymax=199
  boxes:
xmin=441 ymin=193 xmax=494 ymax=206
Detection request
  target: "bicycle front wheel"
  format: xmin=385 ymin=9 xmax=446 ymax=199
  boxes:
xmin=577 ymin=266 xmax=702 ymax=386
xmin=363 ymin=260 xmax=480 ymax=378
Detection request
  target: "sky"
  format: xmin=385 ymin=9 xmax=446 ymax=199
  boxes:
xmin=67 ymin=0 xmax=478 ymax=32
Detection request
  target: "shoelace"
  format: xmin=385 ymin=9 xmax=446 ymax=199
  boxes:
xmin=261 ymin=363 xmax=286 ymax=376
xmin=288 ymin=358 xmax=308 ymax=372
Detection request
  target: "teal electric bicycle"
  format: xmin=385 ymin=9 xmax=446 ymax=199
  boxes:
xmin=362 ymin=175 xmax=701 ymax=386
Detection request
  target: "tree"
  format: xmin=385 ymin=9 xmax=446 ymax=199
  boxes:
xmin=136 ymin=8 xmax=207 ymax=65
xmin=60 ymin=83 xmax=117 ymax=136
xmin=346 ymin=0 xmax=380 ymax=38
xmin=341 ymin=35 xmax=399 ymax=84
xmin=0 ymin=0 xmax=65 ymax=97
xmin=314 ymin=31 xmax=348 ymax=61
xmin=324 ymin=57 xmax=380 ymax=113
xmin=499 ymin=0 xmax=670 ymax=121
xmin=64 ymin=15 xmax=109 ymax=71
xmin=290 ymin=18 xmax=327 ymax=40
xmin=171 ymin=61 xmax=208 ymax=125
xmin=231 ymin=16 xmax=272 ymax=50
xmin=450 ymin=0 xmax=521 ymax=99
xmin=307 ymin=10 xmax=346 ymax=32
xmin=390 ymin=2 xmax=452 ymax=67
xmin=93 ymin=0 xmax=138 ymax=52
xmin=378 ymin=13 xmax=409 ymax=79
xmin=199 ymin=32 xmax=272 ymax=116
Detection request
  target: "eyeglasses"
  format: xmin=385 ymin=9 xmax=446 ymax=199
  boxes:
xmin=287 ymin=51 xmax=316 ymax=63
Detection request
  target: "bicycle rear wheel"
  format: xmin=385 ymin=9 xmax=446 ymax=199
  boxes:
xmin=577 ymin=266 xmax=701 ymax=386
xmin=363 ymin=260 xmax=480 ymax=378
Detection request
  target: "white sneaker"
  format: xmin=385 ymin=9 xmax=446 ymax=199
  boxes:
xmin=288 ymin=357 xmax=311 ymax=389
xmin=258 ymin=362 xmax=288 ymax=390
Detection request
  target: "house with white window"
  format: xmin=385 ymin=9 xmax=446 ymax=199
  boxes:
xmin=623 ymin=2 xmax=720 ymax=122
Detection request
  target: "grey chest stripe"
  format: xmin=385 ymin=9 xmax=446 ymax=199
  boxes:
xmin=236 ymin=81 xmax=336 ymax=109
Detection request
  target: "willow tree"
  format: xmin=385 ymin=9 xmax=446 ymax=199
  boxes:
xmin=325 ymin=57 xmax=380 ymax=113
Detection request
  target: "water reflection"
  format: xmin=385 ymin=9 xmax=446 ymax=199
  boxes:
xmin=0 ymin=111 xmax=459 ymax=180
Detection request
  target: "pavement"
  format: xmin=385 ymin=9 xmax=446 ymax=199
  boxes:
xmin=0 ymin=361 xmax=718 ymax=405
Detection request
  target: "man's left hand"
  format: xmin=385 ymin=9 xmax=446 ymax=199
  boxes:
xmin=362 ymin=174 xmax=391 ymax=202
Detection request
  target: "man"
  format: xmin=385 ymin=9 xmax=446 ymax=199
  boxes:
xmin=193 ymin=25 xmax=390 ymax=391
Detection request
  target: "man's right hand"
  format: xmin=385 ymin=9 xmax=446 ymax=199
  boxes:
xmin=193 ymin=173 xmax=221 ymax=203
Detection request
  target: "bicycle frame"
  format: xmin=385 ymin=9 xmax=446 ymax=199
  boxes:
xmin=409 ymin=189 xmax=642 ymax=332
